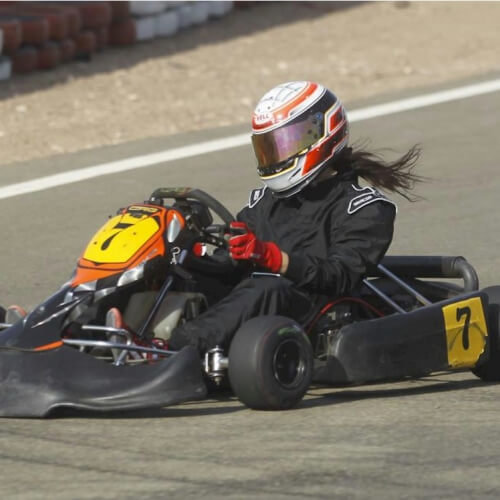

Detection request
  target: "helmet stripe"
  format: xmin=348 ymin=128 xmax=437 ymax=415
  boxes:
xmin=252 ymin=82 xmax=326 ymax=132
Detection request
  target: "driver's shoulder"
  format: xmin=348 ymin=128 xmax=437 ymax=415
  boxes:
xmin=246 ymin=185 xmax=269 ymax=209
xmin=236 ymin=185 xmax=270 ymax=225
xmin=340 ymin=182 xmax=397 ymax=216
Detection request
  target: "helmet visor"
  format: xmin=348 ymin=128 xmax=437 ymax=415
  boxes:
xmin=252 ymin=112 xmax=324 ymax=175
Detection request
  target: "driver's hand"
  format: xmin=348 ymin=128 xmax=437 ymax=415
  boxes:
xmin=228 ymin=222 xmax=283 ymax=273
xmin=228 ymin=222 xmax=257 ymax=259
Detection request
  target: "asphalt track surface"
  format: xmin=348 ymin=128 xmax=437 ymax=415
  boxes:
xmin=1 ymin=75 xmax=500 ymax=499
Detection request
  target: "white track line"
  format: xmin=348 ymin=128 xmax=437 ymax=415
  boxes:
xmin=2 ymin=77 xmax=500 ymax=201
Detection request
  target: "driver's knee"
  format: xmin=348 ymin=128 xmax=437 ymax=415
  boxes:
xmin=233 ymin=276 xmax=302 ymax=314
xmin=235 ymin=275 xmax=294 ymax=298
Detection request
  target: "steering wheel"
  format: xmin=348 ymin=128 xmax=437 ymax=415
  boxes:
xmin=148 ymin=187 xmax=235 ymax=250
xmin=202 ymin=223 xmax=231 ymax=249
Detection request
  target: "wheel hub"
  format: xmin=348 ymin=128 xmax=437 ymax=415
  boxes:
xmin=272 ymin=339 xmax=306 ymax=388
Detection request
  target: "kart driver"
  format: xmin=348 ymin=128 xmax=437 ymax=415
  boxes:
xmin=167 ymin=81 xmax=421 ymax=354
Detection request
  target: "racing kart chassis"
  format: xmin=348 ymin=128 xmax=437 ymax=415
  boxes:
xmin=2 ymin=256 xmax=494 ymax=417
xmin=314 ymin=255 xmax=491 ymax=384
xmin=1 ymin=188 xmax=499 ymax=416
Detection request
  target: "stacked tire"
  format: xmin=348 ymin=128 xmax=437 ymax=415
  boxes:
xmin=0 ymin=1 xmax=235 ymax=80
xmin=1 ymin=4 xmax=63 ymax=73
xmin=0 ymin=17 xmax=19 ymax=79
xmin=125 ymin=1 xmax=233 ymax=44
xmin=110 ymin=1 xmax=233 ymax=46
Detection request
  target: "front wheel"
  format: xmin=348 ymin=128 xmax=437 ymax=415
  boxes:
xmin=228 ymin=316 xmax=313 ymax=410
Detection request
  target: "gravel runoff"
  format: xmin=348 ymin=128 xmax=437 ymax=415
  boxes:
xmin=0 ymin=1 xmax=499 ymax=167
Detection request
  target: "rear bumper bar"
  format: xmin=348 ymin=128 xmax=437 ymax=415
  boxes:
xmin=377 ymin=256 xmax=479 ymax=292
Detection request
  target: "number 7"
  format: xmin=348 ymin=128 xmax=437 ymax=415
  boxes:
xmin=456 ymin=306 xmax=471 ymax=350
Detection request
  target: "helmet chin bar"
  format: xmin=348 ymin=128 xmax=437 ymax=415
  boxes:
xmin=268 ymin=159 xmax=328 ymax=199
xmin=266 ymin=146 xmax=345 ymax=199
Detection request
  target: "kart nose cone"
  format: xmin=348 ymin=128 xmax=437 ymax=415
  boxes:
xmin=0 ymin=345 xmax=206 ymax=417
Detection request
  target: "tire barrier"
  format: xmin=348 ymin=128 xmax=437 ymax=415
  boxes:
xmin=108 ymin=18 xmax=135 ymax=46
xmin=0 ymin=14 xmax=50 ymax=45
xmin=0 ymin=55 xmax=11 ymax=80
xmin=38 ymin=40 xmax=61 ymax=70
xmin=28 ymin=9 xmax=68 ymax=41
xmin=110 ymin=2 xmax=130 ymax=23
xmin=44 ymin=4 xmax=82 ymax=36
xmin=191 ymin=2 xmax=210 ymax=25
xmin=130 ymin=2 xmax=235 ymax=35
xmin=0 ymin=17 xmax=23 ymax=54
xmin=69 ymin=1 xmax=112 ymax=30
xmin=90 ymin=25 xmax=109 ymax=51
xmin=11 ymin=45 xmax=38 ymax=73
xmin=177 ymin=3 xmax=195 ymax=29
xmin=59 ymin=37 xmax=76 ymax=62
xmin=0 ymin=1 xmax=235 ymax=80
xmin=73 ymin=30 xmax=97 ymax=59
xmin=129 ymin=1 xmax=168 ymax=17
xmin=134 ymin=15 xmax=155 ymax=42
xmin=154 ymin=10 xmax=179 ymax=38
xmin=5 ymin=4 xmax=71 ymax=41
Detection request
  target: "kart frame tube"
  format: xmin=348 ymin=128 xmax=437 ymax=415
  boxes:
xmin=376 ymin=256 xmax=479 ymax=292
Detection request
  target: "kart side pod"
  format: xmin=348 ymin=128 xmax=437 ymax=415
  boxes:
xmin=314 ymin=290 xmax=493 ymax=384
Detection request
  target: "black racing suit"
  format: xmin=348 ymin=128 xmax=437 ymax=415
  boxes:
xmin=169 ymin=170 xmax=396 ymax=354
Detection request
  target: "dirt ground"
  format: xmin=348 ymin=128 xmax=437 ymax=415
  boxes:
xmin=0 ymin=1 xmax=499 ymax=166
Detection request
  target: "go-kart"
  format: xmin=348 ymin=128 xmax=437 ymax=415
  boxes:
xmin=1 ymin=188 xmax=499 ymax=417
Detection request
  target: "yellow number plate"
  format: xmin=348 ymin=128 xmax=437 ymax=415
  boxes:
xmin=84 ymin=214 xmax=160 ymax=264
xmin=442 ymin=297 xmax=488 ymax=369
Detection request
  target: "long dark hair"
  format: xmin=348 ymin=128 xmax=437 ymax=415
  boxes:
xmin=337 ymin=143 xmax=424 ymax=201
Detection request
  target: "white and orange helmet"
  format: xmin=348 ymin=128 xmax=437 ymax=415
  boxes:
xmin=251 ymin=81 xmax=349 ymax=197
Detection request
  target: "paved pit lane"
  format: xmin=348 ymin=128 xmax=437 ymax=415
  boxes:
xmin=1 ymin=76 xmax=500 ymax=499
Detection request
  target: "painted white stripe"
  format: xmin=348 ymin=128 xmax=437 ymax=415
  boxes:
xmin=0 ymin=134 xmax=250 ymax=200
xmin=348 ymin=78 xmax=500 ymax=121
xmin=1 ymin=77 xmax=500 ymax=201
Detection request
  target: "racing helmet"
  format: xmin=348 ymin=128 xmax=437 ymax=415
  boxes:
xmin=251 ymin=81 xmax=349 ymax=197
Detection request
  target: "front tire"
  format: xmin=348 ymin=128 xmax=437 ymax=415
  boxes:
xmin=228 ymin=316 xmax=313 ymax=410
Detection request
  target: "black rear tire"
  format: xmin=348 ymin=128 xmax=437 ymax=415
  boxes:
xmin=472 ymin=303 xmax=500 ymax=381
xmin=228 ymin=316 xmax=313 ymax=410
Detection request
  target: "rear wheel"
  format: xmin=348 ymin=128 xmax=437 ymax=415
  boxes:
xmin=472 ymin=303 xmax=500 ymax=381
xmin=228 ymin=316 xmax=313 ymax=410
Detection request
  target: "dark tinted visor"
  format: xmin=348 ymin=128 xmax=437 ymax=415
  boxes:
xmin=252 ymin=111 xmax=324 ymax=172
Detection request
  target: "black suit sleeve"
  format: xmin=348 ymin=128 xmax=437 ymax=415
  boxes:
xmin=236 ymin=204 xmax=256 ymax=230
xmin=284 ymin=201 xmax=396 ymax=295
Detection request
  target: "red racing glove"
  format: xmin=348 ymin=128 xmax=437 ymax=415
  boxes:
xmin=229 ymin=222 xmax=283 ymax=273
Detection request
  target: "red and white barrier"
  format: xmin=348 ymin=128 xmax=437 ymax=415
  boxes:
xmin=0 ymin=51 xmax=12 ymax=81
xmin=130 ymin=2 xmax=234 ymax=39
xmin=154 ymin=10 xmax=179 ymax=38
xmin=0 ymin=1 xmax=238 ymax=80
